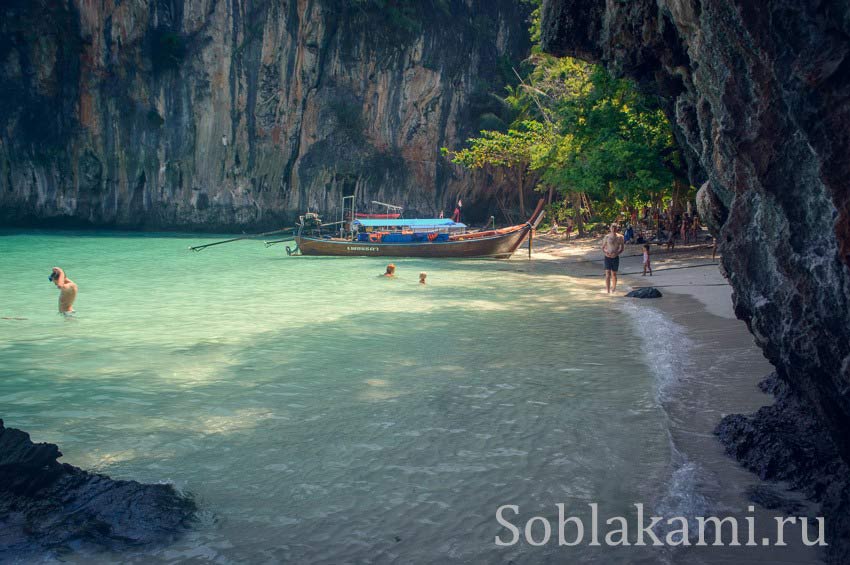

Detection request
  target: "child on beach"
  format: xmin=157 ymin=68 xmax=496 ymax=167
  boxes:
xmin=642 ymin=244 xmax=652 ymax=276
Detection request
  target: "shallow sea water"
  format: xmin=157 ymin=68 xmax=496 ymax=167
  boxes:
xmin=0 ymin=231 xmax=821 ymax=564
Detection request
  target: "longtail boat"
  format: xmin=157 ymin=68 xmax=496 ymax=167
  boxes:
xmin=289 ymin=200 xmax=545 ymax=259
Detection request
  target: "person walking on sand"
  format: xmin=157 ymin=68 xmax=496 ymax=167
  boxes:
xmin=50 ymin=267 xmax=77 ymax=314
xmin=642 ymin=244 xmax=652 ymax=276
xmin=602 ymin=223 xmax=625 ymax=294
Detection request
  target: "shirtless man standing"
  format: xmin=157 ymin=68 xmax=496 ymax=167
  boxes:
xmin=602 ymin=223 xmax=625 ymax=294
xmin=50 ymin=267 xmax=78 ymax=314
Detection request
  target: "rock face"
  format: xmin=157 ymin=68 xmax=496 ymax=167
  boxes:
xmin=540 ymin=0 xmax=850 ymax=559
xmin=0 ymin=419 xmax=195 ymax=556
xmin=0 ymin=0 xmax=530 ymax=230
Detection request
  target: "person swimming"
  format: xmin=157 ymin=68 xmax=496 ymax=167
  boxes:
xmin=49 ymin=267 xmax=77 ymax=314
xmin=381 ymin=264 xmax=396 ymax=277
xmin=419 ymin=272 xmax=427 ymax=284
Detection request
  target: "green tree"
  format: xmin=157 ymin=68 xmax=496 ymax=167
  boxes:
xmin=542 ymin=65 xmax=676 ymax=204
xmin=442 ymin=120 xmax=552 ymax=218
xmin=444 ymin=1 xmax=689 ymax=231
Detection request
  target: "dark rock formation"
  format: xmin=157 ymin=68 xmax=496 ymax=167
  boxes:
xmin=0 ymin=0 xmax=531 ymax=230
xmin=0 ymin=419 xmax=195 ymax=556
xmin=540 ymin=0 xmax=850 ymax=560
xmin=716 ymin=375 xmax=849 ymax=564
xmin=625 ymin=287 xmax=662 ymax=299
xmin=743 ymin=484 xmax=805 ymax=516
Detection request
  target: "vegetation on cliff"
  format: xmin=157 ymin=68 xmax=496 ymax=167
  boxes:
xmin=444 ymin=0 xmax=690 ymax=230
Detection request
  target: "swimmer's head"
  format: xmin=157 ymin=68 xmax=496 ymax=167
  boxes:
xmin=385 ymin=264 xmax=396 ymax=275
xmin=419 ymin=272 xmax=427 ymax=283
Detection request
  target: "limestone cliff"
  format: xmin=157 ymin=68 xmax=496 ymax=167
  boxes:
xmin=541 ymin=0 xmax=850 ymax=560
xmin=0 ymin=0 xmax=530 ymax=230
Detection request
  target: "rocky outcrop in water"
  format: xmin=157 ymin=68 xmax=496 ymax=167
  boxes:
xmin=716 ymin=375 xmax=850 ymax=564
xmin=0 ymin=0 xmax=530 ymax=230
xmin=540 ymin=0 xmax=850 ymax=560
xmin=0 ymin=419 xmax=195 ymax=556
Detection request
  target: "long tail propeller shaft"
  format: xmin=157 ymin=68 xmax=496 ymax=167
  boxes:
xmin=189 ymin=227 xmax=294 ymax=252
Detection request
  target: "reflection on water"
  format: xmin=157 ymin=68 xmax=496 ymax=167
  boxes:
xmin=0 ymin=231 xmax=818 ymax=564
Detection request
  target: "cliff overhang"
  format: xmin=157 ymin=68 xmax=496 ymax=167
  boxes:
xmin=540 ymin=1 xmax=850 ymax=561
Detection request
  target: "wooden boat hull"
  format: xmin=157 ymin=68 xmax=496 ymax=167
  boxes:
xmin=295 ymin=201 xmax=544 ymax=259
xmin=297 ymin=228 xmax=526 ymax=258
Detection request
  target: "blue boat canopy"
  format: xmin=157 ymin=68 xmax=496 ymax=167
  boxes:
xmin=353 ymin=218 xmax=466 ymax=229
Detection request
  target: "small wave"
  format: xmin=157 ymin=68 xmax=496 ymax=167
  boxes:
xmin=654 ymin=449 xmax=713 ymax=540
xmin=620 ymin=301 xmax=694 ymax=404
xmin=621 ymin=301 xmax=714 ymax=540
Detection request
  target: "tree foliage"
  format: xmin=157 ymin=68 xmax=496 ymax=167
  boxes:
xmin=538 ymin=61 xmax=679 ymax=203
xmin=442 ymin=121 xmax=552 ymax=217
xmin=443 ymin=2 xmax=690 ymax=225
xmin=444 ymin=120 xmax=551 ymax=171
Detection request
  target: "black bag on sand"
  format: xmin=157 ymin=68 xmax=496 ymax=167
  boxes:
xmin=626 ymin=287 xmax=662 ymax=299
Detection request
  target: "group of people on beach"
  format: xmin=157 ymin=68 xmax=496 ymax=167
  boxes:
xmin=594 ymin=205 xmax=710 ymax=293
xmin=620 ymin=212 xmax=703 ymax=248
xmin=546 ymin=218 xmax=574 ymax=240
xmin=381 ymin=264 xmax=427 ymax=284
xmin=657 ymin=212 xmax=702 ymax=249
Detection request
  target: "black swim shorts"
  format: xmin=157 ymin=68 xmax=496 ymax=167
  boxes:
xmin=604 ymin=256 xmax=620 ymax=272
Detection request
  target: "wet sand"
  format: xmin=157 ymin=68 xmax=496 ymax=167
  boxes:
xmin=528 ymin=235 xmax=823 ymax=563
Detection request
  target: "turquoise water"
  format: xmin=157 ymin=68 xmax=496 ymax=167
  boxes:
xmin=0 ymin=231 xmax=761 ymax=563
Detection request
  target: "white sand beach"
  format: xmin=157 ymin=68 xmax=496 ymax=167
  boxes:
xmin=531 ymin=233 xmax=733 ymax=318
